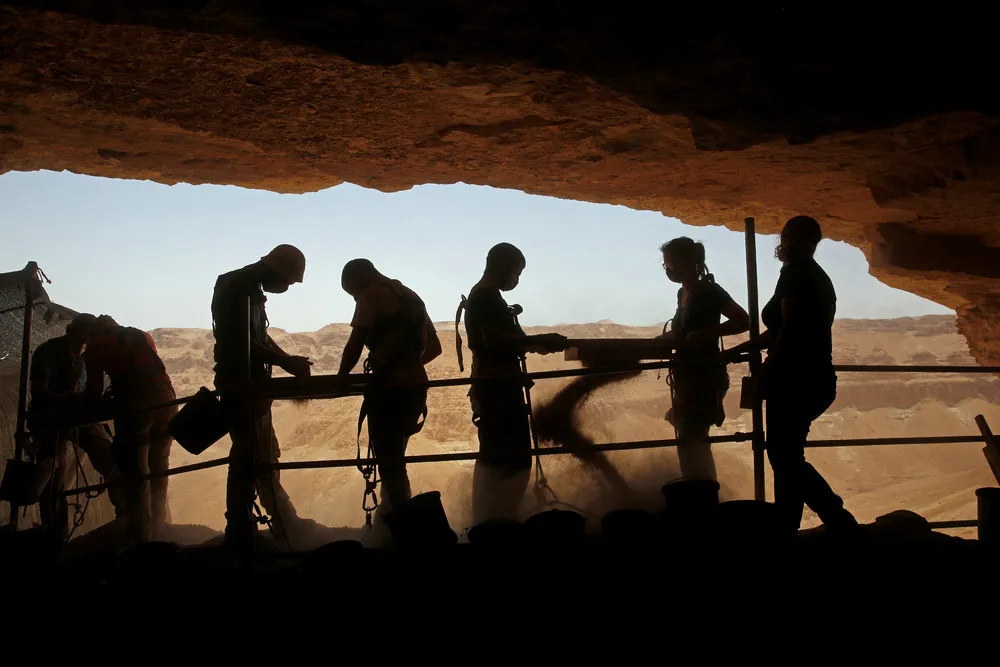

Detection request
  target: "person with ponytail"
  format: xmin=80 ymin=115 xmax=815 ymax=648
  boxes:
xmin=726 ymin=216 xmax=860 ymax=536
xmin=658 ymin=237 xmax=749 ymax=482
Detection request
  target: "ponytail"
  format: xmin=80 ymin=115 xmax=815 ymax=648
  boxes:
xmin=661 ymin=237 xmax=709 ymax=279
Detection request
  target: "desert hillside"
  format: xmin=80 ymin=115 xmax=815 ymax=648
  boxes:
xmin=145 ymin=314 xmax=1000 ymax=539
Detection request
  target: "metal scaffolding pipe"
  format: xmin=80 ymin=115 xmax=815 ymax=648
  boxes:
xmin=8 ymin=263 xmax=37 ymax=529
xmin=834 ymin=364 xmax=1000 ymax=373
xmin=805 ymin=435 xmax=984 ymax=448
xmin=744 ymin=217 xmax=766 ymax=502
xmin=273 ymin=432 xmax=754 ymax=471
xmin=56 ymin=456 xmax=231 ymax=498
xmin=25 ymin=358 xmax=1000 ymax=429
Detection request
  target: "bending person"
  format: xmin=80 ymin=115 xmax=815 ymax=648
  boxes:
xmin=461 ymin=243 xmax=567 ymax=525
xmin=84 ymin=315 xmax=177 ymax=542
xmin=339 ymin=259 xmax=442 ymax=527
xmin=212 ymin=244 xmax=313 ymax=549
xmin=658 ymin=238 xmax=749 ymax=482
xmin=727 ymin=216 xmax=859 ymax=535
xmin=29 ymin=313 xmax=123 ymax=538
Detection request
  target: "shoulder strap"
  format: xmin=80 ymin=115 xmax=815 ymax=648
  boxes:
xmin=455 ymin=295 xmax=468 ymax=373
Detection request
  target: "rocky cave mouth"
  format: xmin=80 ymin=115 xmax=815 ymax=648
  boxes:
xmin=2 ymin=3 xmax=1000 ymax=364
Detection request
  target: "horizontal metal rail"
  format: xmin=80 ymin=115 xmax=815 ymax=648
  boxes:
xmin=55 ymin=433 xmax=752 ymax=496
xmin=833 ymin=364 xmax=1000 ymax=373
xmin=27 ymin=360 xmax=1000 ymax=428
xmin=274 ymin=433 xmax=753 ymax=471
xmin=56 ymin=456 xmax=231 ymax=498
xmin=55 ymin=431 xmax=985 ymax=496
xmin=806 ymin=435 xmax=985 ymax=448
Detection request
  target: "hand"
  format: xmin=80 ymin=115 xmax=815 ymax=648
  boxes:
xmin=538 ymin=333 xmax=568 ymax=353
xmin=281 ymin=355 xmax=313 ymax=378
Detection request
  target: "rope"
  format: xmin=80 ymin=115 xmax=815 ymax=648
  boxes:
xmin=64 ymin=426 xmax=101 ymax=542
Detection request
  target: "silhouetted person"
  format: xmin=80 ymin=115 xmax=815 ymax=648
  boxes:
xmin=29 ymin=313 xmax=123 ymax=539
xmin=657 ymin=238 xmax=749 ymax=481
xmin=212 ymin=244 xmax=313 ymax=548
xmin=339 ymin=259 xmax=442 ymax=526
xmin=84 ymin=314 xmax=177 ymax=542
xmin=462 ymin=243 xmax=567 ymax=525
xmin=728 ymin=216 xmax=859 ymax=535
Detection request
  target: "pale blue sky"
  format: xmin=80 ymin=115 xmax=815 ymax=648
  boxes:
xmin=1 ymin=170 xmax=951 ymax=332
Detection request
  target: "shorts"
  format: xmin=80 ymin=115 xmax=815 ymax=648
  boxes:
xmin=667 ymin=361 xmax=730 ymax=432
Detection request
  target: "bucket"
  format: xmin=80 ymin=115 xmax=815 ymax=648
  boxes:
xmin=661 ymin=478 xmax=720 ymax=517
xmin=302 ymin=540 xmax=365 ymax=574
xmin=976 ymin=487 xmax=1000 ymax=547
xmin=0 ymin=459 xmax=49 ymax=505
xmin=385 ymin=491 xmax=457 ymax=550
xmin=167 ymin=387 xmax=229 ymax=455
xmin=714 ymin=500 xmax=789 ymax=548
xmin=601 ymin=509 xmax=657 ymax=544
xmin=467 ymin=519 xmax=526 ymax=549
xmin=524 ymin=509 xmax=587 ymax=547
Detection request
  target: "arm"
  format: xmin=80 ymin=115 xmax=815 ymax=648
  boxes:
xmin=338 ymin=326 xmax=370 ymax=375
xmin=29 ymin=351 xmax=58 ymax=402
xmin=685 ymin=299 xmax=751 ymax=345
xmin=486 ymin=327 xmax=567 ymax=354
xmin=422 ymin=317 xmax=442 ymax=365
xmin=726 ymin=329 xmax=773 ymax=357
xmin=83 ymin=351 xmax=105 ymax=401
xmin=265 ymin=334 xmax=292 ymax=360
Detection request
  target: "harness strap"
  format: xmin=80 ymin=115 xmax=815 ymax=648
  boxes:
xmin=455 ymin=295 xmax=468 ymax=373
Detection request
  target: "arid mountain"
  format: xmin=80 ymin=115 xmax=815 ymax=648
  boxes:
xmin=153 ymin=315 xmax=999 ymax=540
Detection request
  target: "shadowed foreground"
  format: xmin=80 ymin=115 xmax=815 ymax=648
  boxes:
xmin=4 ymin=502 xmax=994 ymax=612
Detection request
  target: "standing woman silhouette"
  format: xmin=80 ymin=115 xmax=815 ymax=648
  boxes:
xmin=658 ymin=238 xmax=749 ymax=482
xmin=728 ymin=216 xmax=859 ymax=535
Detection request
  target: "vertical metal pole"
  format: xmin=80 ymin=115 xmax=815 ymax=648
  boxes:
xmin=242 ymin=295 xmax=252 ymax=386
xmin=744 ymin=219 xmax=766 ymax=502
xmin=8 ymin=262 xmax=38 ymax=529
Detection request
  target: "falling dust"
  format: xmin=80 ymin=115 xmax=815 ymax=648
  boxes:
xmin=530 ymin=363 xmax=737 ymax=521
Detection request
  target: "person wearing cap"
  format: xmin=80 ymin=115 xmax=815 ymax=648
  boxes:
xmin=28 ymin=312 xmax=123 ymax=539
xmin=84 ymin=314 xmax=177 ymax=542
xmin=338 ymin=259 xmax=442 ymax=532
xmin=211 ymin=244 xmax=313 ymax=548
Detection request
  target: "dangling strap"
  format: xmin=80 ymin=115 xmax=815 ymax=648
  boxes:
xmin=355 ymin=391 xmax=379 ymax=529
xmin=455 ymin=295 xmax=468 ymax=373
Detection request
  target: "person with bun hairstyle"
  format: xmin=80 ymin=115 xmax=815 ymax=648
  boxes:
xmin=727 ymin=216 xmax=860 ymax=535
xmin=658 ymin=237 xmax=749 ymax=481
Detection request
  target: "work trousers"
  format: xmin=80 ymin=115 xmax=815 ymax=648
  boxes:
xmin=114 ymin=388 xmax=177 ymax=543
xmin=764 ymin=373 xmax=852 ymax=533
xmin=223 ymin=397 xmax=298 ymax=544
xmin=674 ymin=425 xmax=718 ymax=483
xmin=469 ymin=380 xmax=533 ymax=525
xmin=364 ymin=387 xmax=428 ymax=518
xmin=34 ymin=423 xmax=120 ymax=539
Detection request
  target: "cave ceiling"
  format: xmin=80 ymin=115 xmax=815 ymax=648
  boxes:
xmin=2 ymin=3 xmax=1000 ymax=362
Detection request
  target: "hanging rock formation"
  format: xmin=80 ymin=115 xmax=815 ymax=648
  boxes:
xmin=2 ymin=4 xmax=1000 ymax=362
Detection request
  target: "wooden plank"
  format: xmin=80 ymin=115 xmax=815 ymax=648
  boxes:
xmin=975 ymin=414 xmax=1000 ymax=485
xmin=563 ymin=338 xmax=673 ymax=364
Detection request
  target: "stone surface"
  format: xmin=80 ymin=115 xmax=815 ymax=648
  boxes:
xmin=2 ymin=4 xmax=1000 ymax=362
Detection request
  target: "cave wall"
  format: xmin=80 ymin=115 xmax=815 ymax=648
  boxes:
xmin=2 ymin=3 xmax=1000 ymax=363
